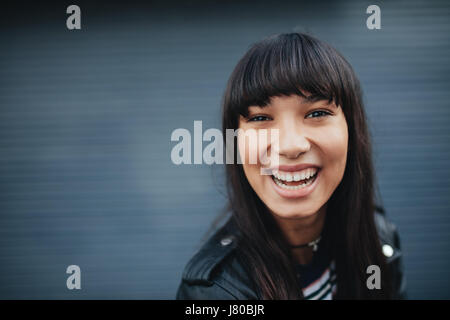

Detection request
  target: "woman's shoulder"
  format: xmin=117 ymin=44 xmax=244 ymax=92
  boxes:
xmin=373 ymin=209 xmax=408 ymax=299
xmin=373 ymin=209 xmax=403 ymax=261
xmin=176 ymin=219 xmax=258 ymax=300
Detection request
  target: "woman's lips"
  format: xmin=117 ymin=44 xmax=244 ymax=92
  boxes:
xmin=270 ymin=168 xmax=320 ymax=199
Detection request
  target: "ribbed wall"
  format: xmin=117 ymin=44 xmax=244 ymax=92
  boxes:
xmin=1 ymin=0 xmax=449 ymax=299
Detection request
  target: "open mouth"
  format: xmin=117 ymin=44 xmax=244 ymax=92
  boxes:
xmin=271 ymin=168 xmax=319 ymax=190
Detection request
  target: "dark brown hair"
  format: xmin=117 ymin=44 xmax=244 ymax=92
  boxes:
xmin=219 ymin=32 xmax=391 ymax=299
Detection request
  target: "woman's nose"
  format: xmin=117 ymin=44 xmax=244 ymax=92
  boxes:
xmin=276 ymin=123 xmax=311 ymax=159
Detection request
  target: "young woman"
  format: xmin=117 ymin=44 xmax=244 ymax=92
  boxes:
xmin=176 ymin=32 xmax=407 ymax=300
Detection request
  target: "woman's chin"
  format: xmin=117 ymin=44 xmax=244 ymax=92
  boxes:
xmin=267 ymin=203 xmax=319 ymax=220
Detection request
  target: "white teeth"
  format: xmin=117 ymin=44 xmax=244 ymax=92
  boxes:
xmin=272 ymin=167 xmax=318 ymax=182
xmin=271 ymin=167 xmax=319 ymax=190
xmin=300 ymin=171 xmax=306 ymax=180
xmin=305 ymin=169 xmax=312 ymax=179
xmin=273 ymin=174 xmax=316 ymax=190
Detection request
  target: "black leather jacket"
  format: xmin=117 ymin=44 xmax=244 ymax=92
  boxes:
xmin=176 ymin=212 xmax=407 ymax=300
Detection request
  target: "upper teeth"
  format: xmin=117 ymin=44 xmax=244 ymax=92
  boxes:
xmin=272 ymin=168 xmax=318 ymax=182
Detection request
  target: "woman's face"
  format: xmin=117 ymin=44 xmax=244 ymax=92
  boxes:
xmin=237 ymin=94 xmax=348 ymax=219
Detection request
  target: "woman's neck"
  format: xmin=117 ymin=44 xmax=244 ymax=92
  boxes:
xmin=272 ymin=204 xmax=327 ymax=265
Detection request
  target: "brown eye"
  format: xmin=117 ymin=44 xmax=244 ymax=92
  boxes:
xmin=306 ymin=110 xmax=331 ymax=119
xmin=248 ymin=115 xmax=271 ymax=122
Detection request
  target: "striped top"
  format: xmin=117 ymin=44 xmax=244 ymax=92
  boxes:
xmin=297 ymin=260 xmax=337 ymax=300
xmin=294 ymin=233 xmax=337 ymax=300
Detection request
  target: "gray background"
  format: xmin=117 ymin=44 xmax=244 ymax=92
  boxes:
xmin=0 ymin=0 xmax=449 ymax=299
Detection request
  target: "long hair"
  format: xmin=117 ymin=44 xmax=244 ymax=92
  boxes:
xmin=219 ymin=32 xmax=391 ymax=299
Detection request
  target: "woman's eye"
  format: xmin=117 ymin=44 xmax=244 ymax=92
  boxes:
xmin=306 ymin=110 xmax=331 ymax=119
xmin=248 ymin=115 xmax=271 ymax=122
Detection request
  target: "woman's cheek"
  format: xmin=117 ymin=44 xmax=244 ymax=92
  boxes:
xmin=319 ymin=123 xmax=348 ymax=185
xmin=237 ymin=129 xmax=263 ymax=166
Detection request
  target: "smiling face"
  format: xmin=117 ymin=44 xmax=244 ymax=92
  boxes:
xmin=237 ymin=94 xmax=349 ymax=220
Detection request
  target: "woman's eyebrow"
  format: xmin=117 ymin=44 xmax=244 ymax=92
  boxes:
xmin=303 ymin=94 xmax=329 ymax=104
xmin=248 ymin=104 xmax=269 ymax=110
xmin=304 ymin=95 xmax=338 ymax=108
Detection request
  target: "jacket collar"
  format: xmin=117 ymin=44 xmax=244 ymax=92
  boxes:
xmin=182 ymin=211 xmax=401 ymax=284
